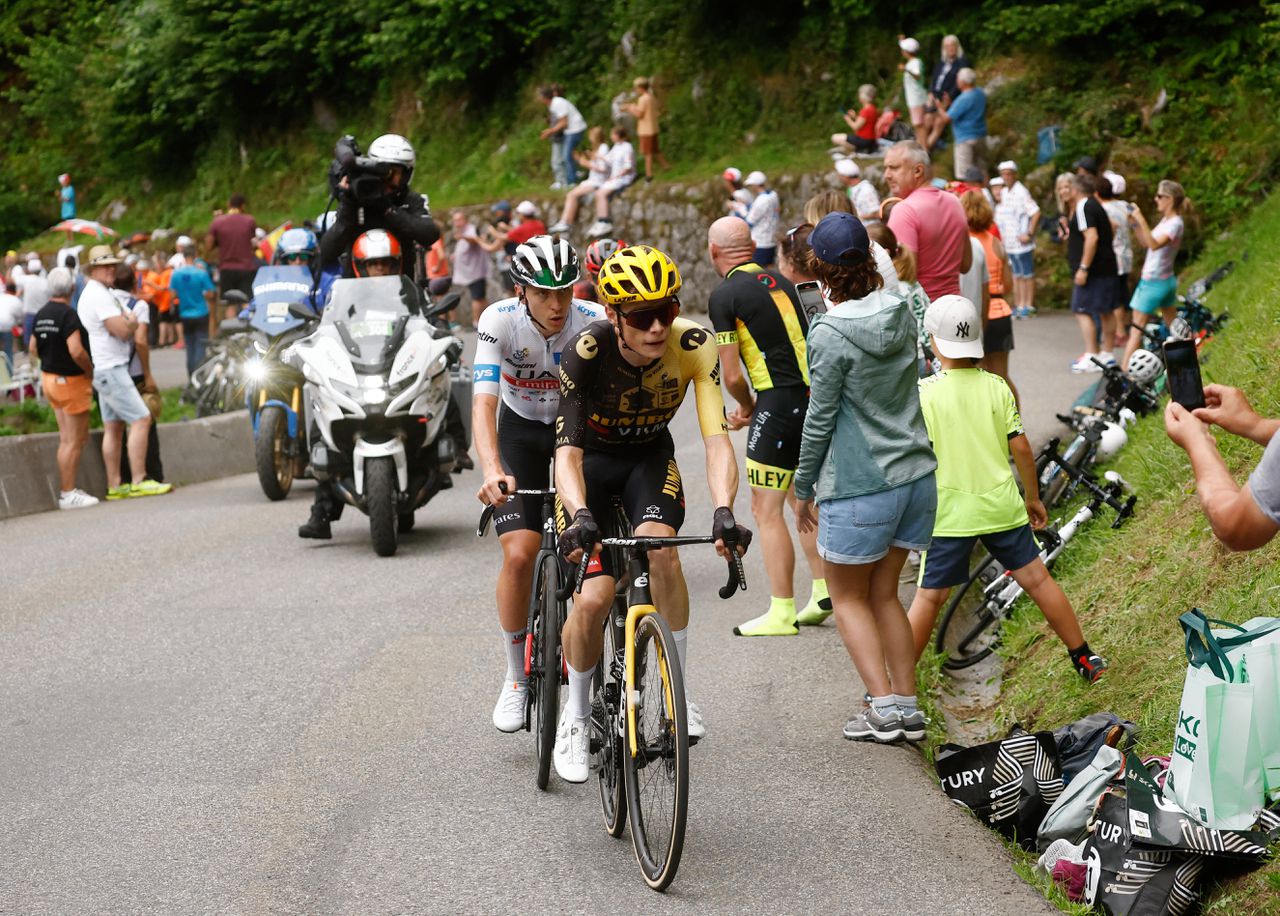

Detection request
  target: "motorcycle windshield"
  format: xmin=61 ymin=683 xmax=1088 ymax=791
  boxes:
xmin=322 ymin=275 xmax=423 ymax=369
xmin=249 ymin=265 xmax=316 ymax=334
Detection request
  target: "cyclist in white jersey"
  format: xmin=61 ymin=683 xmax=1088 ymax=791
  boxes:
xmin=473 ymin=235 xmax=605 ymax=732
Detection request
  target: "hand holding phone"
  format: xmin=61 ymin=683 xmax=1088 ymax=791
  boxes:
xmin=1163 ymin=339 xmax=1206 ymax=411
xmin=795 ymin=280 xmax=826 ymax=323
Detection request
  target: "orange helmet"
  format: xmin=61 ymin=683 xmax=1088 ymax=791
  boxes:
xmin=351 ymin=229 xmax=401 ymax=277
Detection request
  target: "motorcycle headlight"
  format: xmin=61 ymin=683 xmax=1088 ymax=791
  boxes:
xmin=245 ymin=359 xmax=269 ymax=383
xmin=363 ymin=387 xmax=387 ymax=406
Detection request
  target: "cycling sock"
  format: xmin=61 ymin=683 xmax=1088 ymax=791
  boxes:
xmin=671 ymin=628 xmax=688 ymax=680
xmin=797 ymin=579 xmax=833 ymax=625
xmin=870 ymin=695 xmax=897 ymax=717
xmin=502 ymin=629 xmax=527 ymax=684
xmin=733 ymin=597 xmax=799 ymax=637
xmin=565 ymin=663 xmax=593 ymax=720
xmin=893 ymin=694 xmax=919 ymax=715
xmin=810 ymin=578 xmax=831 ymax=609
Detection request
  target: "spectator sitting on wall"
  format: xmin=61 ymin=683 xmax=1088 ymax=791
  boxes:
xmin=831 ymin=85 xmax=880 ymax=155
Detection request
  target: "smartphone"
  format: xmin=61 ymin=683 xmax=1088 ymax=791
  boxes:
xmin=1163 ymin=339 xmax=1206 ymax=410
xmin=795 ymin=280 xmax=827 ymax=323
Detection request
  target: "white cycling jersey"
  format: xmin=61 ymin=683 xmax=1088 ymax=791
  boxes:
xmin=473 ymin=296 xmax=605 ymax=424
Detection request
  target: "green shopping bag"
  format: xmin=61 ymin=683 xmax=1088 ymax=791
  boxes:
xmin=1227 ymin=618 xmax=1280 ymax=800
xmin=1165 ymin=610 xmax=1277 ymax=830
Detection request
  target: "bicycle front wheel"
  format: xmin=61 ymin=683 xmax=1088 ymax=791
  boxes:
xmin=624 ymin=612 xmax=688 ymax=892
xmin=533 ymin=553 xmax=561 ymax=791
xmin=936 ymin=553 xmax=1003 ymax=669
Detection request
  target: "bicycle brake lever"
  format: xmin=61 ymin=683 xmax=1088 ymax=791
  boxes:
xmin=477 ymin=504 xmax=495 ymax=537
xmin=718 ymin=550 xmax=747 ymax=599
xmin=1110 ymin=495 xmax=1137 ymax=528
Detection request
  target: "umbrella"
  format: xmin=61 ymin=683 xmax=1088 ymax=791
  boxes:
xmin=124 ymin=231 xmax=152 ymax=247
xmin=50 ymin=218 xmax=118 ymax=239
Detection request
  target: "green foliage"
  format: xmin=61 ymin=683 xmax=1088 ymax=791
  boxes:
xmin=0 ymin=386 xmax=194 ymax=436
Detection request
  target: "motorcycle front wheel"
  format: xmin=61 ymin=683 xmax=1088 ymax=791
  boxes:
xmin=365 ymin=456 xmax=399 ymax=557
xmin=255 ymin=406 xmax=294 ymax=501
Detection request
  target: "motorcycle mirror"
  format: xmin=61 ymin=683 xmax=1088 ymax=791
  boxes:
xmin=424 ymin=290 xmax=463 ymax=320
xmin=223 ymin=289 xmax=250 ymax=306
xmin=287 ymin=301 xmax=316 ymax=321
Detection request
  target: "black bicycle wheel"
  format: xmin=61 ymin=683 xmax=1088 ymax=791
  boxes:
xmin=624 ymin=612 xmax=688 ymax=892
xmin=595 ymin=610 xmax=626 ymax=837
xmin=935 ymin=553 xmax=1003 ymax=669
xmin=534 ymin=553 xmax=561 ymax=791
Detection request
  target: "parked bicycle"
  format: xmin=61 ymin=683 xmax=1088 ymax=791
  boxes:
xmin=564 ymin=498 xmax=746 ymax=892
xmin=183 ymin=296 xmax=256 ymax=417
xmin=477 ymin=483 xmax=566 ymax=791
xmin=936 ymin=451 xmax=1136 ymax=669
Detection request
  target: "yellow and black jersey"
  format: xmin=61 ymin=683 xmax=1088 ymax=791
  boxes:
xmin=708 ymin=263 xmax=809 ymax=391
xmin=556 ymin=317 xmax=728 ymax=450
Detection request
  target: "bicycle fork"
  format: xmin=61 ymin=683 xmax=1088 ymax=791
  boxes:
xmin=621 ymin=552 xmax=675 ymax=759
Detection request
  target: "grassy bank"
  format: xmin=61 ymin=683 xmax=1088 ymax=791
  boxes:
xmin=950 ymin=194 xmax=1280 ymax=911
xmin=0 ymin=386 xmax=194 ymax=436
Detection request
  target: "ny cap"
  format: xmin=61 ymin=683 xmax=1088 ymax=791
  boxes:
xmin=924 ymin=294 xmax=984 ymax=359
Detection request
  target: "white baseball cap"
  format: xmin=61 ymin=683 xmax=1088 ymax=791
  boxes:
xmin=988 ymin=176 xmax=1005 ymax=187
xmin=26 ymin=258 xmax=41 ymax=272
xmin=899 ymin=37 xmax=920 ymax=54
xmin=176 ymin=234 xmax=194 ymax=248
xmin=744 ymin=170 xmax=767 ymax=187
xmin=996 ymin=160 xmax=1018 ymax=174
xmin=924 ymin=295 xmax=985 ymax=359
xmin=516 ymin=200 xmax=539 ymax=216
xmin=834 ymin=158 xmax=861 ymax=178
xmin=1102 ymin=169 xmax=1126 ymax=195
xmin=722 ymin=167 xmax=742 ymax=182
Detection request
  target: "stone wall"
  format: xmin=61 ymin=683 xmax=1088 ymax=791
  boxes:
xmin=459 ymin=163 xmax=882 ymax=310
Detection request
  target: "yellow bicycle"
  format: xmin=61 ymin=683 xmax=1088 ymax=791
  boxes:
xmin=566 ymin=502 xmax=746 ymax=891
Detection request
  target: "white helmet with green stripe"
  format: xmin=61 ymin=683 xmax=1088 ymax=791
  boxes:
xmin=510 ymin=235 xmax=580 ymax=290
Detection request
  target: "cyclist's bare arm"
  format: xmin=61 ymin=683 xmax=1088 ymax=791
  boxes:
xmin=472 ymin=394 xmax=514 ymax=505
xmin=704 ymin=432 xmax=738 ymax=513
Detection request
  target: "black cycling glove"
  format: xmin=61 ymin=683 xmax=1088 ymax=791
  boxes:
xmin=558 ymin=508 xmax=601 ymax=562
xmin=712 ymin=506 xmax=752 ymax=553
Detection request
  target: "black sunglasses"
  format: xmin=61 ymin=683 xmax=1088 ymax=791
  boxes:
xmin=617 ymin=298 xmax=679 ymax=330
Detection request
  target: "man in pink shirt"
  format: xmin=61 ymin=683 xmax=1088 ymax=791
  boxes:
xmin=205 ymin=193 xmax=259 ymax=318
xmin=884 ymin=141 xmax=972 ymax=299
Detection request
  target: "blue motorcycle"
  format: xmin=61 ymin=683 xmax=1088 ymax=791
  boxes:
xmin=243 ymin=265 xmax=321 ymax=500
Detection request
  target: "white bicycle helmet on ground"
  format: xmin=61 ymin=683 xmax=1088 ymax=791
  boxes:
xmin=1126 ymin=349 xmax=1163 ymax=387
xmin=1096 ymin=422 xmax=1129 ymax=461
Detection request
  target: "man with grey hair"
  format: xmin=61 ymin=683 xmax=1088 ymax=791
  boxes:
xmin=884 ymin=141 xmax=972 ymax=300
xmin=929 ymin=67 xmax=987 ymax=178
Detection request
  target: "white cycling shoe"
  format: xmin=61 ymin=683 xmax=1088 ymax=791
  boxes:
xmin=492 ymin=679 xmax=527 ymax=733
xmin=686 ymin=701 xmax=706 ymax=741
xmin=553 ymin=707 xmax=591 ymax=783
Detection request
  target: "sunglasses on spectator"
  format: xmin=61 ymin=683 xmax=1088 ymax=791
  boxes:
xmin=617 ymin=298 xmax=679 ymax=330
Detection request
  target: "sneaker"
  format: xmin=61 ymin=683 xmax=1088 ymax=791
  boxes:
xmin=586 ymin=220 xmax=613 ymax=238
xmin=105 ymin=484 xmax=131 ymax=501
xmin=686 ymin=701 xmax=706 ymax=741
xmin=900 ymin=709 xmax=927 ymax=742
xmin=843 ymin=706 xmax=905 ymax=742
xmin=58 ymin=489 xmax=99 ymax=510
xmin=298 ymin=508 xmax=332 ymax=540
xmin=1070 ymin=353 xmax=1103 ymax=373
xmin=553 ymin=708 xmax=590 ymax=783
xmin=796 ymin=597 xmax=833 ymax=626
xmin=1097 ymin=351 xmax=1118 ymax=367
xmin=547 ymin=221 xmax=571 ymax=234
xmin=174 ymin=340 xmax=185 ymax=350
xmin=126 ymin=479 xmax=173 ymax=498
xmin=733 ymin=607 xmax=798 ymax=636
xmin=492 ymin=679 xmax=528 ymax=733
xmin=1073 ymin=652 xmax=1109 ymax=684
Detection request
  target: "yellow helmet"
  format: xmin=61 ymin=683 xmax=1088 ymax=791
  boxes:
xmin=596 ymin=245 xmax=682 ymax=307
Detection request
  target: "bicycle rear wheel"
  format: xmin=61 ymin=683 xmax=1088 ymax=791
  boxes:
xmin=935 ymin=553 xmax=1003 ymax=669
xmin=624 ymin=612 xmax=688 ymax=892
xmin=594 ymin=610 xmax=626 ymax=837
xmin=533 ymin=552 xmax=561 ymax=791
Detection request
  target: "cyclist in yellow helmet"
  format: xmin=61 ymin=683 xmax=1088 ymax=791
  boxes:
xmin=551 ymin=244 xmax=752 ymax=783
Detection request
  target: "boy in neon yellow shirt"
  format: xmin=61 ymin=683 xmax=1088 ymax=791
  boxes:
xmin=907 ymin=295 xmax=1107 ymax=683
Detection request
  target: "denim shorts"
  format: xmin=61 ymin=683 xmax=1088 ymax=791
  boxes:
xmin=1129 ymin=276 xmax=1177 ymax=316
xmin=93 ymin=364 xmax=150 ymax=424
xmin=818 ymin=473 xmax=937 ymax=565
xmin=1007 ymin=249 xmax=1034 ymax=278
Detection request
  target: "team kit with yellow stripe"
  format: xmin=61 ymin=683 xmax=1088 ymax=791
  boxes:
xmin=708 ymin=263 xmax=810 ymax=490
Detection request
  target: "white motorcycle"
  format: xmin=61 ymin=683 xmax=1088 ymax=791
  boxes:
xmin=287 ymin=275 xmax=463 ymax=556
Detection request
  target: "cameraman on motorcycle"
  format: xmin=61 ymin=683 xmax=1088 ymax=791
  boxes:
xmin=318 ymin=134 xmax=440 ymax=276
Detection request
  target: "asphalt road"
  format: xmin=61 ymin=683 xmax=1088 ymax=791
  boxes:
xmin=2 ymin=313 xmax=1087 ymax=914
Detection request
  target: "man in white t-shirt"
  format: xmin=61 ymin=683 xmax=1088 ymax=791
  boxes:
xmin=0 ymin=280 xmax=22 ymax=365
xmin=995 ymin=160 xmax=1040 ymax=317
xmin=835 ymin=158 xmax=881 ymax=225
xmin=19 ymin=259 xmax=50 ymax=342
xmin=538 ymin=86 xmax=588 ymax=189
xmin=586 ymin=126 xmax=636 ymax=238
xmin=77 ymin=245 xmax=171 ymax=500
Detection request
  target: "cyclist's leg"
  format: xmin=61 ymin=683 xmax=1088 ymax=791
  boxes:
xmin=620 ymin=448 xmax=687 ymax=640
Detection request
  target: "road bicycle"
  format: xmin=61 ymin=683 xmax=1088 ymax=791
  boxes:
xmin=477 ymin=483 xmax=566 ymax=791
xmin=564 ymin=500 xmax=746 ymax=892
xmin=184 ymin=318 xmax=255 ymax=417
xmin=935 ymin=449 xmax=1136 ymax=670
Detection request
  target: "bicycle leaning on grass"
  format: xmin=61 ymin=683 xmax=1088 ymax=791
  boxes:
xmin=935 ymin=449 xmax=1136 ymax=670
xmin=564 ymin=498 xmax=746 ymax=892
